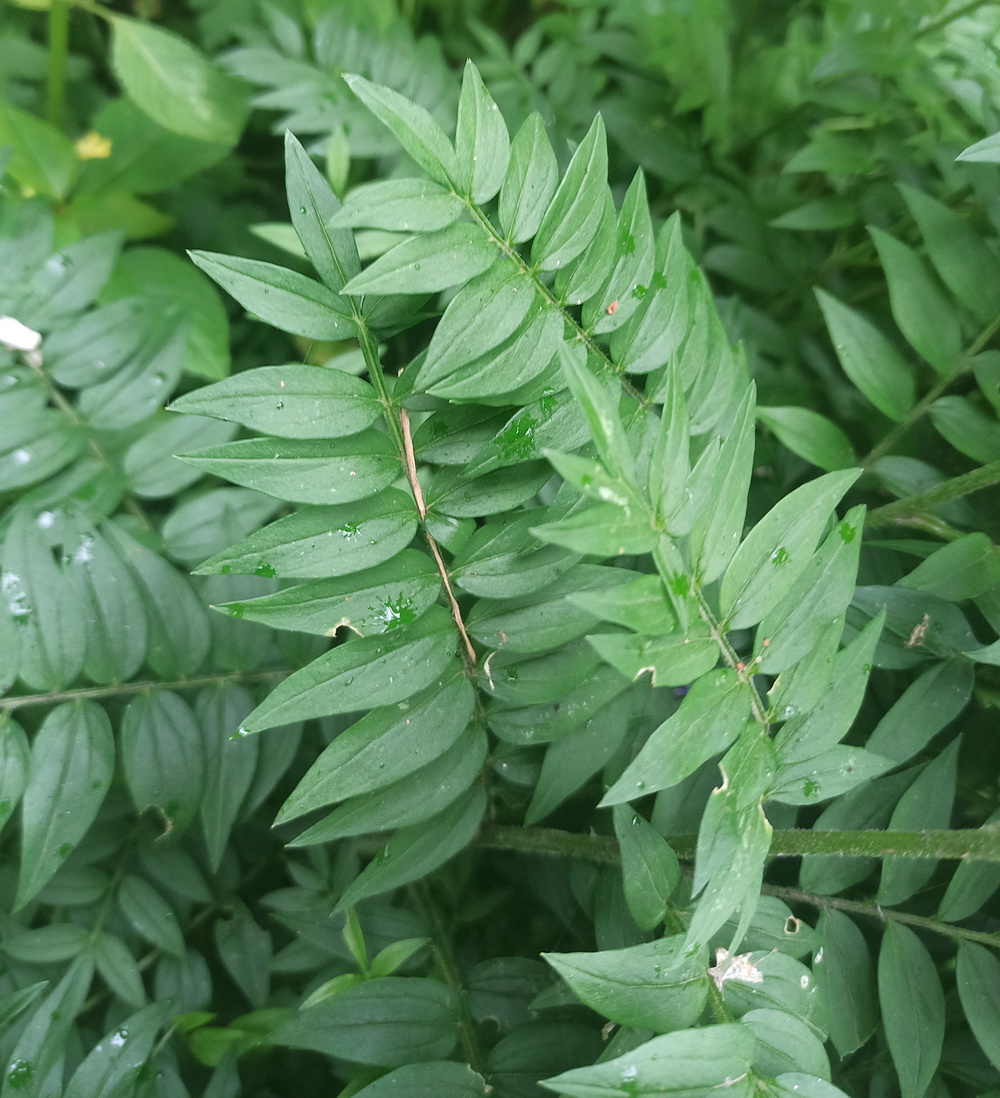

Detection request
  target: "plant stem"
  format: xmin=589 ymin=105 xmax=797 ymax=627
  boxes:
xmin=915 ymin=0 xmax=994 ymax=38
xmin=764 ymin=882 xmax=1000 ymax=950
xmin=46 ymin=0 xmax=71 ymax=129
xmin=0 ymin=669 xmax=288 ymax=712
xmin=477 ymin=823 xmax=1000 ymax=864
xmin=354 ymin=322 xmax=477 ymax=671
xmin=478 ymin=825 xmax=1000 ymax=950
xmin=398 ymin=405 xmax=477 ymax=667
xmin=861 ymin=312 xmax=1000 ymax=469
xmin=409 ymin=881 xmax=486 ymax=1076
xmin=866 ymin=458 xmax=1000 ymax=528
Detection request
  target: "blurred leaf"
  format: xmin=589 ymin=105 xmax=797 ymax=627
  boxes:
xmin=757 ymin=406 xmax=855 ymax=472
xmin=16 ymin=701 xmax=113 ymax=910
xmin=602 ymin=671 xmax=749 ymax=804
xmin=110 ymin=15 xmax=249 ymax=145
xmin=336 ymin=785 xmax=486 ymax=909
xmin=816 ymin=290 xmax=914 ymax=422
xmin=272 ymin=977 xmax=460 ymax=1065
xmin=956 ymin=942 xmax=1000 ymax=1071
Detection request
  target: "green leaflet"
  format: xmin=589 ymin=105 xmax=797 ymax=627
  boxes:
xmin=540 ymin=1025 xmax=756 ymax=1098
xmin=352 ymin=1062 xmax=488 ymax=1098
xmin=899 ymin=533 xmax=1000 ymax=602
xmin=956 ymin=942 xmax=1000 ymax=1072
xmin=419 ymin=265 xmax=536 ymax=389
xmin=815 ymin=909 xmax=878 ymax=1057
xmin=753 ymin=505 xmax=864 ymax=674
xmin=929 ymin=395 xmax=1000 ymax=464
xmin=285 ymin=131 xmax=361 ymax=292
xmin=584 ymin=171 xmax=656 ymax=334
xmin=816 ymin=289 xmax=915 ymax=422
xmin=586 ymin=630 xmax=719 ymax=688
xmin=869 ymin=226 xmax=960 ymax=374
xmin=16 ymin=701 xmax=114 ymax=910
xmin=455 ymin=60 xmax=510 ymax=204
xmin=103 ymin=520 xmax=212 ymax=678
xmin=194 ymin=487 xmax=418 ymax=579
xmin=190 ymin=251 xmax=356 ymax=341
xmin=335 ymin=784 xmax=487 ymax=910
xmin=273 ymin=977 xmax=460 ymax=1066
xmin=531 ymin=115 xmax=610 ymax=272
xmin=2 ymin=507 xmax=85 ymax=692
xmin=613 ymin=805 xmax=681 ymax=931
xmin=121 ymin=690 xmax=204 ymax=835
xmin=525 ymin=694 xmax=633 ymax=822
xmin=62 ymin=514 xmax=148 ymax=684
xmin=499 ymin=112 xmax=558 ymax=245
xmin=0 ymin=720 xmax=29 ymax=834
xmin=342 ymin=223 xmax=498 ymax=295
xmin=743 ymin=1009 xmax=830 ymax=1080
xmin=197 ymin=683 xmax=258 ymax=870
xmin=466 ymin=564 xmax=642 ymax=653
xmin=124 ymin=413 xmax=236 ymax=499
xmin=866 ymin=659 xmax=974 ymax=766
xmin=532 ymin=502 xmax=657 ymax=557
xmin=428 ymin=305 xmax=563 ymax=400
xmin=489 ymin=663 xmax=631 ymax=745
xmin=344 ymin=73 xmax=460 ymax=189
xmin=277 ymin=674 xmax=474 ymax=819
xmin=214 ymin=549 xmax=441 ymax=636
xmin=179 ymin=434 xmax=400 ymax=506
xmin=240 ymin=605 xmax=458 ymax=732
xmin=601 ymin=671 xmax=750 ymax=804
xmin=290 ymin=725 xmax=486 ymax=843
xmin=689 ymin=386 xmax=756 ymax=585
xmin=117 ymin=874 xmax=186 ymax=958
xmin=878 ymin=923 xmax=945 ymax=1098
xmin=756 ymin=407 xmax=855 ymax=473
xmin=169 ymin=364 xmax=382 ymax=439
xmin=63 ymin=1002 xmax=171 ymax=1098
xmin=719 ymin=469 xmax=860 ymax=629
xmin=774 ymin=611 xmax=884 ymax=764
xmin=451 ymin=508 xmax=578 ymax=598
xmin=427 ymin=460 xmax=552 ymax=518
xmin=899 ymin=182 xmax=1000 ymax=323
xmin=332 ymin=178 xmax=465 ymax=232
xmin=0 ymin=100 xmax=79 ymax=199
xmin=544 ymin=935 xmax=707 ymax=1034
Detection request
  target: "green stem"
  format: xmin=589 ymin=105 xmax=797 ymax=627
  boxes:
xmin=478 ymin=823 xmax=1000 ymax=864
xmin=914 ymin=0 xmax=994 ymax=38
xmin=764 ymin=882 xmax=1000 ymax=950
xmin=0 ymin=669 xmax=288 ymax=712
xmin=861 ymin=312 xmax=1000 ymax=470
xmin=46 ymin=0 xmax=71 ymax=129
xmin=409 ymin=882 xmax=486 ymax=1076
xmin=866 ymin=458 xmax=1000 ymax=528
xmin=478 ymin=825 xmax=1000 ymax=950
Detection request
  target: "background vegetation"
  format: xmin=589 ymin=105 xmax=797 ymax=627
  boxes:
xmin=3 ymin=1 xmax=1000 ymax=1096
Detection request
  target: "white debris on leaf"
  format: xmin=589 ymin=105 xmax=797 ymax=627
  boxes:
xmin=0 ymin=316 xmax=43 ymax=366
xmin=707 ymin=948 xmax=764 ymax=991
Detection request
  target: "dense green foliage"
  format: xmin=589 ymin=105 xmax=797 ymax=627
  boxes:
xmin=3 ymin=2 xmax=1000 ymax=1096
